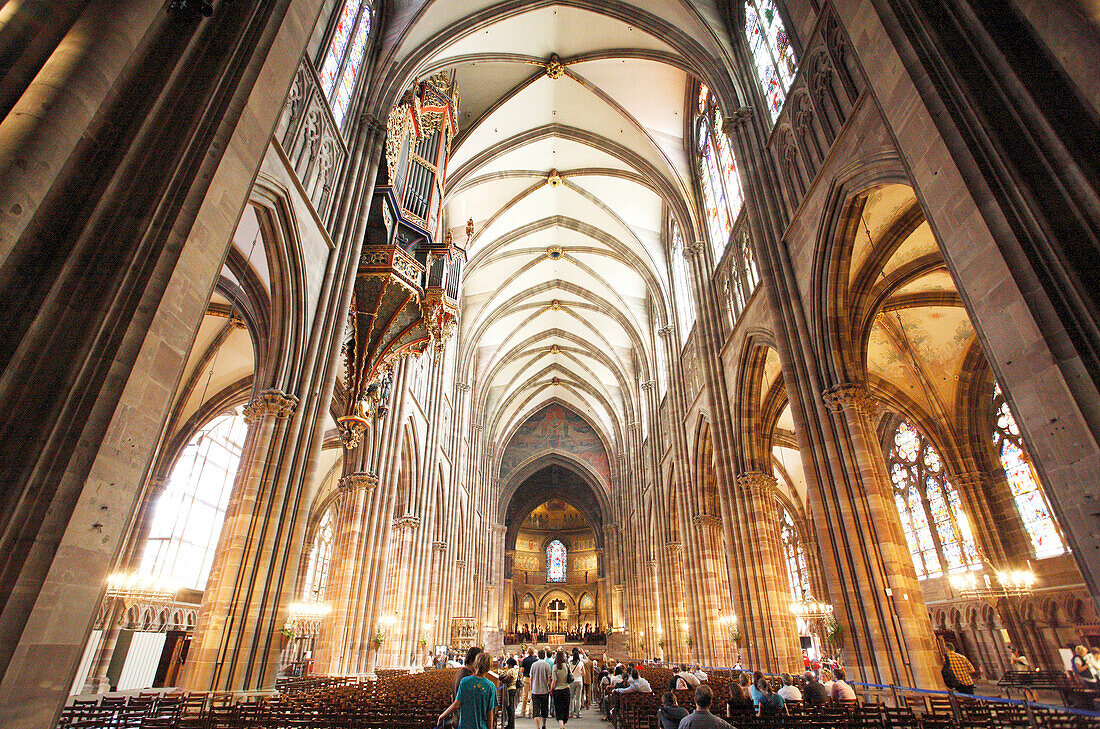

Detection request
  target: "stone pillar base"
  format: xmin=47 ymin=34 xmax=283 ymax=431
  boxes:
xmin=81 ymin=677 xmax=112 ymax=695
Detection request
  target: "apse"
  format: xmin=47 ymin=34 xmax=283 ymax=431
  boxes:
xmin=503 ymin=465 xmax=607 ymax=645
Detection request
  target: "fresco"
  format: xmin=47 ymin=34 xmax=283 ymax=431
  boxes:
xmin=499 ymin=403 xmax=611 ymax=486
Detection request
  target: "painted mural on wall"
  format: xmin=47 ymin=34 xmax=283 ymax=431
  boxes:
xmin=499 ymin=404 xmax=611 ymax=486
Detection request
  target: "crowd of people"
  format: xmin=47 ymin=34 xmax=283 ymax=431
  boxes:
xmin=435 ymin=642 xmax=1083 ymax=729
xmin=507 ymin=626 xmax=607 ymax=644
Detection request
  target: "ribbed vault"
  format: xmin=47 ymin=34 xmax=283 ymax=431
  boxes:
xmin=383 ymin=1 xmax=737 ymax=468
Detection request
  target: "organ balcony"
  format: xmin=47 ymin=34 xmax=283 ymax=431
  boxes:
xmin=339 ymin=73 xmax=464 ymax=446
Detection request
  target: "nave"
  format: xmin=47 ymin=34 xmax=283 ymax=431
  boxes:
xmin=2 ymin=0 xmax=1100 ymax=728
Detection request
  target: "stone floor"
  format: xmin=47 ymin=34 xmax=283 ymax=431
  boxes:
xmin=512 ymin=701 xmax=607 ymax=729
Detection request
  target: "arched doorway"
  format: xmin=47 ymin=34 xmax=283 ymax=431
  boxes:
xmin=503 ymin=465 xmax=608 ymax=646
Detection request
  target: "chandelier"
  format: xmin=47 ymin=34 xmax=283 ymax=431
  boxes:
xmin=104 ymin=572 xmax=178 ymax=604
xmin=948 ymin=569 xmax=1037 ymax=598
xmin=789 ymin=599 xmax=834 ymax=620
xmin=285 ymin=601 xmax=332 ymax=638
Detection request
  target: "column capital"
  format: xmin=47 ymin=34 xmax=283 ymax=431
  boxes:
xmin=736 ymin=471 xmax=779 ymax=496
xmin=646 ymin=559 xmax=658 ymax=569
xmin=641 ymin=380 xmax=655 ymax=391
xmin=730 ymin=106 xmax=754 ymax=129
xmin=665 ymin=541 xmax=683 ymax=555
xmin=432 ymin=541 xmax=448 ymax=552
xmin=148 ymin=474 xmax=171 ymax=493
xmin=683 ymin=241 xmax=705 ymax=259
xmin=472 ymin=422 xmax=484 ymax=431
xmin=603 ymin=522 xmax=621 ymax=536
xmin=393 ymin=515 xmax=421 ymax=531
xmin=658 ymin=326 xmax=673 ymax=338
xmin=950 ymin=471 xmax=987 ymax=489
xmin=339 ymin=472 xmax=378 ymax=492
xmin=691 ymin=513 xmax=722 ymax=528
xmin=821 ymin=382 xmax=879 ymax=415
xmin=456 ymin=559 xmax=467 ymax=568
xmin=456 ymin=382 xmax=471 ymax=392
xmin=243 ymin=388 xmax=298 ymax=423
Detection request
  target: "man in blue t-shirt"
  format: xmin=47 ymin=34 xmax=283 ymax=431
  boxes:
xmin=440 ymin=652 xmax=498 ymax=729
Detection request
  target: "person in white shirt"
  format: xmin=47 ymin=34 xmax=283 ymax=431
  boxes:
xmin=614 ymin=668 xmax=652 ymax=694
xmin=777 ymin=673 xmax=802 ymax=701
xmin=693 ymin=665 xmax=708 ymax=683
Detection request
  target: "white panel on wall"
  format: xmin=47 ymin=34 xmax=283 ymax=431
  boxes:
xmin=116 ymin=632 xmax=166 ymax=691
xmin=69 ymin=629 xmax=103 ymax=696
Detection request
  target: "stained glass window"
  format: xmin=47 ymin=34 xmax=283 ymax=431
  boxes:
xmin=992 ymin=383 xmax=1064 ymax=558
xmin=695 ymin=91 xmax=744 ymax=262
xmin=319 ymin=0 xmax=372 ymax=128
xmin=781 ymin=509 xmax=812 ymax=601
xmin=140 ymin=407 xmax=249 ymax=591
xmin=887 ymin=420 xmax=980 ymax=579
xmin=303 ymin=508 xmax=335 ymax=601
xmin=547 ymin=540 xmax=567 ymax=582
xmin=670 ymin=222 xmax=696 ymax=341
xmin=744 ymin=0 xmax=798 ymax=123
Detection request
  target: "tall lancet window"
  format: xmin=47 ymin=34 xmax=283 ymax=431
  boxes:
xmin=140 ymin=407 xmax=249 ymax=591
xmin=743 ymin=0 xmax=798 ymax=122
xmin=547 ymin=540 xmax=567 ymax=583
xmin=303 ymin=509 xmax=335 ymax=601
xmin=670 ymin=222 xmax=696 ymax=341
xmin=695 ymin=85 xmax=744 ymax=260
xmin=780 ymin=508 xmax=812 ymax=601
xmin=887 ymin=420 xmax=980 ymax=579
xmin=993 ymin=383 xmax=1064 ymax=558
xmin=318 ymin=0 xmax=373 ymax=127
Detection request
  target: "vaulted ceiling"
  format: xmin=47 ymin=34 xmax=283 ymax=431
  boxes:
xmin=396 ymin=1 xmax=740 ymax=464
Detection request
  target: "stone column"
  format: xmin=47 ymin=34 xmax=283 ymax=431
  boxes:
xmin=313 ymin=472 xmax=376 ymax=674
xmin=817 ymin=383 xmax=939 ymax=687
xmin=689 ymin=513 xmax=732 ymax=664
xmin=181 ymin=389 xmax=303 ymax=692
xmin=81 ymin=601 xmax=124 ymax=695
xmin=0 ymin=2 xmax=324 ymax=722
xmin=380 ymin=515 xmax=420 ymax=667
xmin=734 ymin=472 xmax=802 ymax=672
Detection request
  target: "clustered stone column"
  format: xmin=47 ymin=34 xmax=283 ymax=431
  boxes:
xmin=733 ymin=472 xmax=802 ymax=672
xmin=181 ymin=389 xmax=303 ymax=692
xmin=313 ymin=472 xmax=376 ymax=674
xmin=817 ymin=383 xmax=939 ymax=687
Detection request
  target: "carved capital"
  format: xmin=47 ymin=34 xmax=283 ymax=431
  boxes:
xmin=148 ymin=474 xmax=171 ymax=494
xmin=647 ymin=559 xmax=658 ymax=569
xmin=691 ymin=513 xmax=722 ymax=528
xmin=472 ymin=422 xmax=484 ymax=431
xmin=731 ymin=106 xmax=754 ymax=128
xmin=658 ymin=326 xmax=673 ymax=338
xmin=641 ymin=380 xmax=655 ymax=391
xmin=736 ymin=471 xmax=779 ymax=496
xmin=951 ymin=471 xmax=987 ymax=490
xmin=393 ymin=515 xmax=421 ymax=531
xmin=339 ymin=472 xmax=378 ymax=492
xmin=821 ymin=383 xmax=877 ymax=415
xmin=456 ymin=382 xmax=471 ymax=392
xmin=683 ymin=241 xmax=704 ymax=259
xmin=243 ymin=389 xmax=298 ymax=424
xmin=456 ymin=559 xmax=467 ymax=568
xmin=603 ymin=522 xmax=621 ymax=536
xmin=433 ymin=541 xmax=448 ymax=552
xmin=665 ymin=541 xmax=683 ymax=555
